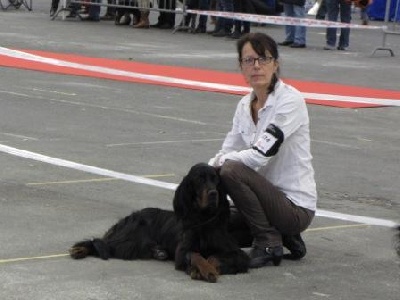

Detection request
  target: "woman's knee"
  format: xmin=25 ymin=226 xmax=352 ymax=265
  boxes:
xmin=219 ymin=160 xmax=243 ymax=182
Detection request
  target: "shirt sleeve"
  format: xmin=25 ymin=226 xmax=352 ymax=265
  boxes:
xmin=217 ymin=88 xmax=307 ymax=170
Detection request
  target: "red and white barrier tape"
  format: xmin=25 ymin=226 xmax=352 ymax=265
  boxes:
xmin=185 ymin=9 xmax=385 ymax=30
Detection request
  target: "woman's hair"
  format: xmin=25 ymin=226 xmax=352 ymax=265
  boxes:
xmin=236 ymin=33 xmax=280 ymax=94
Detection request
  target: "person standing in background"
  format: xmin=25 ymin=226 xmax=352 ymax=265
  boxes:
xmin=152 ymin=0 xmax=176 ymax=29
xmin=278 ymin=0 xmax=307 ymax=48
xmin=211 ymin=0 xmax=234 ymax=37
xmin=324 ymin=0 xmax=352 ymax=50
xmin=229 ymin=0 xmax=251 ymax=39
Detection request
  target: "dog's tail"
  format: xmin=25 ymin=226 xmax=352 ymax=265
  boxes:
xmin=69 ymin=238 xmax=111 ymax=260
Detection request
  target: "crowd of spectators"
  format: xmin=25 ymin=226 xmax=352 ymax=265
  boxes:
xmin=53 ymin=0 xmax=281 ymax=40
xmin=51 ymin=0 xmax=372 ymax=50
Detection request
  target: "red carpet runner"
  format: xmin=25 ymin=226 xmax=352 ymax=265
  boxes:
xmin=1 ymin=49 xmax=400 ymax=109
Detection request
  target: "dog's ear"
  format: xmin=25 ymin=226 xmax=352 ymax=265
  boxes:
xmin=173 ymin=175 xmax=193 ymax=220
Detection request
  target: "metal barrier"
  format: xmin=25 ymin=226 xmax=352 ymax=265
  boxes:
xmin=0 ymin=0 xmax=32 ymax=10
xmin=51 ymin=0 xmax=190 ymax=32
xmin=372 ymin=0 xmax=400 ymax=56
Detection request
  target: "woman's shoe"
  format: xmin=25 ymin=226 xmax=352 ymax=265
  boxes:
xmin=248 ymin=246 xmax=283 ymax=268
xmin=282 ymin=234 xmax=306 ymax=260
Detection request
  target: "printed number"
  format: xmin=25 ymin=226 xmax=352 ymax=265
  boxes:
xmin=254 ymin=132 xmax=277 ymax=154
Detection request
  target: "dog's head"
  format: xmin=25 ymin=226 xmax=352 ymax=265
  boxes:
xmin=173 ymin=163 xmax=229 ymax=221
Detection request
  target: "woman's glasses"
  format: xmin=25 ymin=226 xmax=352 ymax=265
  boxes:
xmin=240 ymin=56 xmax=274 ymax=67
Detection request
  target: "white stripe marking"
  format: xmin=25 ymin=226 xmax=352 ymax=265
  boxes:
xmin=106 ymin=138 xmax=224 ymax=147
xmin=302 ymin=92 xmax=400 ymax=107
xmin=1 ymin=133 xmax=38 ymax=141
xmin=1 ymin=47 xmax=400 ymax=107
xmin=0 ymin=143 xmax=397 ymax=228
xmin=316 ymin=209 xmax=397 ymax=228
xmin=0 ymin=144 xmax=177 ymax=190
xmin=0 ymin=47 xmax=249 ymax=93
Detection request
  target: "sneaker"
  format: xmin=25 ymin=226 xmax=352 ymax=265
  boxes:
xmin=282 ymin=234 xmax=307 ymax=260
xmin=248 ymin=246 xmax=283 ymax=268
xmin=323 ymin=45 xmax=335 ymax=50
xmin=337 ymin=46 xmax=349 ymax=51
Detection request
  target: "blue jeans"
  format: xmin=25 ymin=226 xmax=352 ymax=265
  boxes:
xmin=283 ymin=4 xmax=306 ymax=45
xmin=325 ymin=0 xmax=351 ymax=48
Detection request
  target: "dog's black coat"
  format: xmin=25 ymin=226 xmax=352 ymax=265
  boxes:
xmin=70 ymin=163 xmax=249 ymax=280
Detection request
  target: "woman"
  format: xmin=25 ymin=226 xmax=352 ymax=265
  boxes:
xmin=209 ymin=33 xmax=317 ymax=268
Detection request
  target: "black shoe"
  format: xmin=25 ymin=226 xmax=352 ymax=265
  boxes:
xmin=50 ymin=7 xmax=57 ymax=17
xmin=212 ymin=29 xmax=230 ymax=37
xmin=50 ymin=3 xmax=58 ymax=16
xmin=81 ymin=16 xmax=100 ymax=22
xmin=282 ymin=234 xmax=306 ymax=260
xmin=100 ymin=14 xmax=115 ymax=21
xmin=278 ymin=40 xmax=294 ymax=46
xmin=228 ymin=31 xmax=241 ymax=39
xmin=248 ymin=246 xmax=283 ymax=268
xmin=337 ymin=46 xmax=349 ymax=51
xmin=159 ymin=23 xmax=174 ymax=29
xmin=65 ymin=11 xmax=77 ymax=18
xmin=290 ymin=43 xmax=306 ymax=48
xmin=194 ymin=27 xmax=206 ymax=34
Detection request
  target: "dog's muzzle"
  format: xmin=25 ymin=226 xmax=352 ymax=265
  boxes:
xmin=207 ymin=190 xmax=219 ymax=208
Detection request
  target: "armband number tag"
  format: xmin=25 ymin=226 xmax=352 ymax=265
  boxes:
xmin=254 ymin=132 xmax=278 ymax=154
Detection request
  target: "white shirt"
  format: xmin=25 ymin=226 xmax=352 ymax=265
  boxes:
xmin=209 ymin=80 xmax=317 ymax=211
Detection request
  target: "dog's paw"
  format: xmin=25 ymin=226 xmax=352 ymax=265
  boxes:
xmin=69 ymin=246 xmax=89 ymax=259
xmin=207 ymin=256 xmax=221 ymax=274
xmin=190 ymin=253 xmax=219 ymax=283
xmin=190 ymin=266 xmax=202 ymax=280
xmin=190 ymin=265 xmax=218 ymax=283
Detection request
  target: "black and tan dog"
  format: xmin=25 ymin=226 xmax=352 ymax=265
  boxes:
xmin=69 ymin=163 xmax=249 ymax=282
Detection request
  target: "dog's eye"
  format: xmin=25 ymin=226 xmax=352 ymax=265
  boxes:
xmin=194 ymin=177 xmax=205 ymax=185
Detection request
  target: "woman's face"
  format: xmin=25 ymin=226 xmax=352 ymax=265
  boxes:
xmin=240 ymin=42 xmax=279 ymax=90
